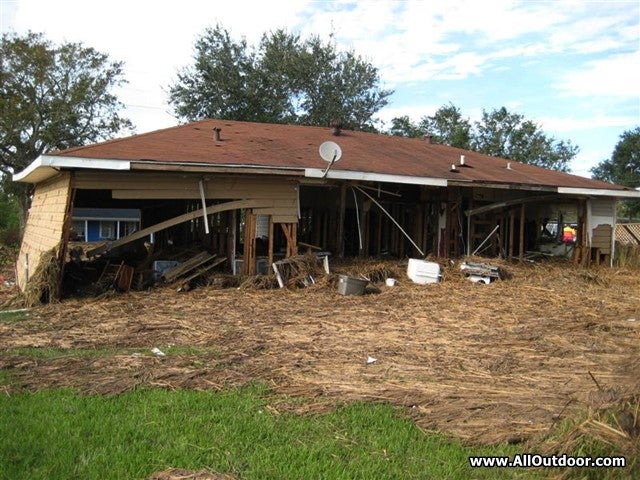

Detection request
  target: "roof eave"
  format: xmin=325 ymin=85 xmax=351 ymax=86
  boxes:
xmin=557 ymin=187 xmax=640 ymax=198
xmin=13 ymin=155 xmax=131 ymax=183
xmin=304 ymin=168 xmax=448 ymax=187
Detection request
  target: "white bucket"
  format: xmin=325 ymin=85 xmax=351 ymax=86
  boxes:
xmin=385 ymin=278 xmax=397 ymax=287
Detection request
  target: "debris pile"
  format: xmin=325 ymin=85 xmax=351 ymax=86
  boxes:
xmin=1 ymin=259 xmax=638 ymax=444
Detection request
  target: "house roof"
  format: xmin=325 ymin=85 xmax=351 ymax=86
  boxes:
xmin=14 ymin=119 xmax=639 ymax=196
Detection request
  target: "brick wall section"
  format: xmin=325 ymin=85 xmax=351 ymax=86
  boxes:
xmin=16 ymin=172 xmax=72 ymax=290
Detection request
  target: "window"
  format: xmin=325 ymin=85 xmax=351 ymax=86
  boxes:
xmin=99 ymin=221 xmax=116 ymax=240
xmin=71 ymin=220 xmax=86 ymax=241
xmin=120 ymin=221 xmax=139 ymax=237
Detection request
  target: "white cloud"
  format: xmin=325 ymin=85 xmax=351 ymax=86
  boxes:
xmin=539 ymin=113 xmax=640 ymax=132
xmin=554 ymin=51 xmax=640 ymax=98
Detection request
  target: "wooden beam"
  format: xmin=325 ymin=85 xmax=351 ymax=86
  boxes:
xmin=243 ymin=210 xmax=257 ymax=275
xmin=228 ymin=210 xmax=237 ymax=272
xmin=267 ymin=216 xmax=274 ymax=267
xmin=87 ymin=199 xmax=270 ymax=257
xmin=519 ymin=203 xmax=525 ymax=262
xmin=448 ymin=180 xmax=556 ymax=192
xmin=336 ymin=184 xmax=346 ymax=258
xmin=465 ymin=194 xmax=564 ymax=217
xmin=508 ymin=209 xmax=515 ymax=260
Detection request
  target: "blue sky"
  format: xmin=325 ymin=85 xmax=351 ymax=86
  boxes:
xmin=1 ymin=0 xmax=638 ymax=177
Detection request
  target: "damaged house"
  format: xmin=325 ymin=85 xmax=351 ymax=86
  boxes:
xmin=13 ymin=119 xmax=640 ymax=295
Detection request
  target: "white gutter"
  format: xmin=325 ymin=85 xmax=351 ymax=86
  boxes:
xmin=304 ymin=168 xmax=447 ymax=187
xmin=13 ymin=155 xmax=131 ymax=183
xmin=557 ymin=187 xmax=640 ymax=198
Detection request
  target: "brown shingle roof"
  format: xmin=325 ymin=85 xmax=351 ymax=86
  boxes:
xmin=54 ymin=119 xmax=628 ymax=191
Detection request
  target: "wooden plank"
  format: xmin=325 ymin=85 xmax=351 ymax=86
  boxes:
xmin=162 ymin=252 xmax=215 ymax=282
xmin=243 ymin=210 xmax=257 ymax=275
xmin=177 ymin=257 xmax=227 ymax=290
xmin=87 ymin=199 xmax=271 ymax=257
xmin=271 ymin=215 xmax=299 ymax=224
xmin=112 ymin=189 xmax=296 ymax=200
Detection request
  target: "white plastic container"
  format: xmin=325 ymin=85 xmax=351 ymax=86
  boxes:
xmin=406 ymin=259 xmax=440 ymax=284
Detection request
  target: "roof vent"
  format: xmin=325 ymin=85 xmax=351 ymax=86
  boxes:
xmin=425 ymin=134 xmax=434 ymax=144
xmin=330 ymin=119 xmax=342 ymax=136
xmin=450 ymin=164 xmax=459 ymax=172
xmin=459 ymin=154 xmax=465 ymax=166
xmin=213 ymin=127 xmax=221 ymax=142
xmin=506 ymin=162 xmax=512 ymax=170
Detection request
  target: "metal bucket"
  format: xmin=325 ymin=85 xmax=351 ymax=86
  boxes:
xmin=337 ymin=275 xmax=368 ymax=295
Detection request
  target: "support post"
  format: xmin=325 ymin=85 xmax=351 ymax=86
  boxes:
xmin=243 ymin=210 xmax=257 ymax=275
xmin=519 ymin=203 xmax=525 ymax=262
xmin=508 ymin=208 xmax=515 ymax=260
xmin=228 ymin=209 xmax=237 ymax=273
xmin=336 ymin=184 xmax=346 ymax=258
xmin=268 ymin=215 xmax=274 ymax=267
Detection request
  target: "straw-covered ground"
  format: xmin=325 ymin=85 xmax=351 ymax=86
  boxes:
xmin=1 ymin=256 xmax=639 ymax=446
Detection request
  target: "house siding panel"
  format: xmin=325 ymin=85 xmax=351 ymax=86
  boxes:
xmin=16 ymin=172 xmax=72 ymax=290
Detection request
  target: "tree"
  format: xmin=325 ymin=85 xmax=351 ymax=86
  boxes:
xmin=0 ymin=32 xmax=132 ymax=217
xmin=591 ymin=127 xmax=640 ymax=220
xmin=420 ymin=103 xmax=471 ymax=149
xmin=169 ymin=25 xmax=392 ymax=131
xmin=472 ymin=107 xmax=577 ymax=172
xmin=389 ymin=115 xmax=424 ymax=138
xmin=388 ymin=104 xmax=471 ymax=148
xmin=389 ymin=104 xmax=578 ymax=171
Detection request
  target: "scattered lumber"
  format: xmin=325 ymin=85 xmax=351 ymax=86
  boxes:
xmin=162 ymin=252 xmax=215 ymax=283
xmin=176 ymin=257 xmax=227 ymax=292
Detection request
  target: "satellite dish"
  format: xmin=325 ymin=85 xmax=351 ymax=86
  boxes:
xmin=319 ymin=141 xmax=342 ymax=178
xmin=319 ymin=141 xmax=342 ymax=163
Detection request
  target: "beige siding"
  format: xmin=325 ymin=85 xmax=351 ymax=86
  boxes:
xmin=16 ymin=173 xmax=72 ymax=290
xmin=591 ymin=224 xmax=613 ymax=254
xmin=76 ymin=171 xmax=298 ymax=221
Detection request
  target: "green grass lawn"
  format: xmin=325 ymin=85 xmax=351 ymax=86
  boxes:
xmin=0 ymin=386 xmax=537 ymax=480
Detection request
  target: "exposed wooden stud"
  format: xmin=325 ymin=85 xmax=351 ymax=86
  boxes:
xmin=228 ymin=209 xmax=237 ymax=273
xmin=268 ymin=216 xmax=274 ymax=267
xmin=243 ymin=210 xmax=257 ymax=275
xmin=336 ymin=184 xmax=347 ymax=258
xmin=519 ymin=203 xmax=525 ymax=262
xmin=508 ymin=208 xmax=515 ymax=260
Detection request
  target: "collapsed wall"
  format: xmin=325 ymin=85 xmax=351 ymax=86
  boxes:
xmin=16 ymin=172 xmax=72 ymax=291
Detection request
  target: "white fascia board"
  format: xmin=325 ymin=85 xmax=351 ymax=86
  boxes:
xmin=557 ymin=187 xmax=640 ymax=198
xmin=304 ymin=168 xmax=447 ymax=187
xmin=13 ymin=155 xmax=131 ymax=183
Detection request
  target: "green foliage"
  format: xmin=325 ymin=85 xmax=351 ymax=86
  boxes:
xmin=473 ymin=107 xmax=577 ymax=172
xmin=389 ymin=104 xmax=578 ymax=171
xmin=0 ymin=189 xmax=20 ymax=245
xmin=0 ymin=388 xmax=529 ymax=480
xmin=0 ymin=32 xmax=132 ymax=183
xmin=591 ymin=127 xmax=640 ymax=220
xmin=169 ymin=25 xmax=392 ymax=131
